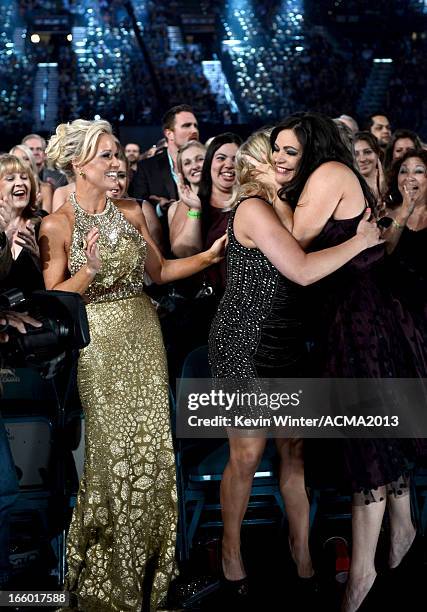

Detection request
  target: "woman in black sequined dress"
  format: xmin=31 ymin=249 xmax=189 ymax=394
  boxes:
xmin=209 ymin=130 xmax=382 ymax=593
xmin=273 ymin=113 xmax=424 ymax=612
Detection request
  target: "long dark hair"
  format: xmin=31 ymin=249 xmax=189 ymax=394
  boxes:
xmin=198 ymin=132 xmax=242 ymax=238
xmin=270 ymin=112 xmax=376 ymax=211
xmin=198 ymin=132 xmax=243 ymax=209
xmin=354 ymin=131 xmax=382 ymax=158
xmin=383 ymin=129 xmax=422 ymax=174
xmin=385 ymin=148 xmax=427 ymax=209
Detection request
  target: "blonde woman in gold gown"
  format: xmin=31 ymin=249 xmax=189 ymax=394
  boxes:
xmin=39 ymin=119 xmax=225 ymax=612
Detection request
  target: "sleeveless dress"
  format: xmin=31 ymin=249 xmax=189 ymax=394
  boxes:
xmin=209 ymin=198 xmax=306 ymax=385
xmin=385 ymin=225 xmax=427 ymax=374
xmin=384 ymin=224 xmax=427 ymax=459
xmin=306 ymin=212 xmax=419 ymax=503
xmin=66 ymin=195 xmax=177 ymax=611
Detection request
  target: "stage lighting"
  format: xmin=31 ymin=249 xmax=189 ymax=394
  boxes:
xmin=31 ymin=34 xmax=40 ymax=44
xmin=222 ymin=39 xmax=242 ymax=47
xmin=67 ymin=34 xmax=73 ymax=42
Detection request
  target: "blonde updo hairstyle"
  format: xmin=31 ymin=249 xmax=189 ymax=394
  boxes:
xmin=0 ymin=154 xmax=38 ymax=219
xmin=230 ymin=128 xmax=276 ymax=208
xmin=46 ymin=119 xmax=113 ymax=179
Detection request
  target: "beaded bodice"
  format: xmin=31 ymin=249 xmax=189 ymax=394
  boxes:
xmin=68 ymin=193 xmax=147 ymax=304
xmin=209 ymin=199 xmax=303 ymax=379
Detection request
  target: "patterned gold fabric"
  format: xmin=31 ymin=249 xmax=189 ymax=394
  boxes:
xmin=66 ymin=195 xmax=177 ymax=611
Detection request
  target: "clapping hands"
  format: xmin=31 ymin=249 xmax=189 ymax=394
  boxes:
xmin=83 ymin=227 xmax=102 ymax=275
xmin=0 ymin=192 xmax=13 ymax=233
xmin=177 ymin=174 xmax=202 ymax=210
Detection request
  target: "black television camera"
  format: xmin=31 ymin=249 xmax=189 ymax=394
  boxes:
xmin=0 ymin=289 xmax=90 ymax=378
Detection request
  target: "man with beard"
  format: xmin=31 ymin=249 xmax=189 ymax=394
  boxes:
xmin=129 ymin=105 xmax=199 ymax=218
xmin=367 ymin=113 xmax=392 ymax=152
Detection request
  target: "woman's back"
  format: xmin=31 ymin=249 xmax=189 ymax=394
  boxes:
xmin=209 ymin=199 xmax=305 ymax=379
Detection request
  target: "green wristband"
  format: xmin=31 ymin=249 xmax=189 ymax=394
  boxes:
xmin=187 ymin=209 xmax=202 ymax=219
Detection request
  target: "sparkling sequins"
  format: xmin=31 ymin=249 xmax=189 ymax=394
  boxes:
xmin=69 ymin=193 xmax=147 ymax=304
xmin=209 ymin=199 xmax=304 ymax=420
xmin=65 ymin=197 xmax=177 ymax=611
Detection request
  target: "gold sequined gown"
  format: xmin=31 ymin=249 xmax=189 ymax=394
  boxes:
xmin=66 ymin=194 xmax=177 ymax=611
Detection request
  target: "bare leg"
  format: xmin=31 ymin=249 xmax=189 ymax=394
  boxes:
xmin=276 ymin=438 xmax=313 ymax=577
xmin=341 ymin=489 xmax=386 ymax=612
xmin=221 ymin=434 xmax=267 ymax=580
xmin=388 ymin=485 xmax=416 ymax=568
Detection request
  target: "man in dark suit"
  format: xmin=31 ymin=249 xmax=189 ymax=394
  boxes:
xmin=129 ymin=104 xmax=199 ymax=216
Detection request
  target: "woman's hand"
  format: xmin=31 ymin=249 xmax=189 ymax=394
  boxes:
xmin=0 ymin=193 xmax=13 ymax=233
xmin=241 ymin=154 xmax=277 ymax=186
xmin=15 ymin=222 xmax=40 ymax=259
xmin=206 ymin=234 xmax=227 ymax=264
xmin=84 ymin=227 xmax=101 ymax=275
xmin=356 ymin=208 xmax=384 ymax=248
xmin=400 ymin=183 xmax=418 ymax=218
xmin=177 ymin=174 xmax=202 ymax=210
xmin=0 ymin=310 xmax=42 ymax=342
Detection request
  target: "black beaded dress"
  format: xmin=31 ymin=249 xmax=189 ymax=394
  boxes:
xmin=209 ymin=198 xmax=306 ymax=383
xmin=306 ymin=211 xmax=419 ymax=503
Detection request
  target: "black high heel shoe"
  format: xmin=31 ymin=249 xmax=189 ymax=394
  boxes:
xmin=288 ymin=536 xmax=318 ymax=592
xmin=341 ymin=573 xmax=382 ymax=612
xmin=388 ymin=531 xmax=421 ymax=574
xmin=220 ymin=572 xmax=249 ymax=598
xmin=218 ymin=543 xmax=249 ymax=599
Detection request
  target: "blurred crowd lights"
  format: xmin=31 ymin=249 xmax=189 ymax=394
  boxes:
xmin=29 ymin=33 xmax=74 ymax=43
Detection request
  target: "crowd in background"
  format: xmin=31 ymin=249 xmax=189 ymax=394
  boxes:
xmin=1 ymin=105 xmax=426 ymax=371
xmin=1 ymin=0 xmax=426 ymax=137
xmin=0 ymin=101 xmax=426 ymax=612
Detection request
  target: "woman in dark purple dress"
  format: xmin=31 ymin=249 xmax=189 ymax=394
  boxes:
xmin=271 ymin=113 xmax=424 ymax=612
xmin=383 ymin=149 xmax=427 ymax=360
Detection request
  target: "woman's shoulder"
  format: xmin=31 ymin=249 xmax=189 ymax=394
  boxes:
xmin=236 ymin=195 xmax=272 ymax=209
xmin=112 ymin=198 xmax=146 ymax=231
xmin=40 ymin=181 xmax=53 ymax=193
xmin=310 ymin=160 xmax=355 ymax=180
xmin=112 ymin=197 xmax=140 ymax=213
xmin=234 ymin=196 xmax=275 ymax=223
xmin=40 ymin=205 xmax=73 ymax=233
xmin=305 ymin=162 xmax=360 ymax=198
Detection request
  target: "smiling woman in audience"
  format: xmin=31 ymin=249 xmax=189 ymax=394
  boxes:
xmin=353 ymin=131 xmax=385 ymax=208
xmin=9 ymin=144 xmax=53 ymax=214
xmin=38 ymin=118 xmax=225 ymax=612
xmin=0 ymin=154 xmax=44 ymax=295
xmin=168 ymin=140 xmax=206 ymax=257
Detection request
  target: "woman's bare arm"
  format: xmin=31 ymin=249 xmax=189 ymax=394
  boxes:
xmin=234 ymin=198 xmax=381 ymax=286
xmin=168 ymin=200 xmax=203 ymax=257
xmin=39 ymin=214 xmax=98 ymax=293
xmin=119 ymin=200 xmax=223 ymax=284
xmin=292 ymin=162 xmax=363 ymax=248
